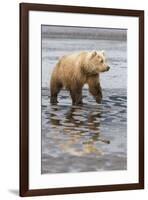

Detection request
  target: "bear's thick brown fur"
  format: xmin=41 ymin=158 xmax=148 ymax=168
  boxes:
xmin=50 ymin=51 xmax=110 ymax=105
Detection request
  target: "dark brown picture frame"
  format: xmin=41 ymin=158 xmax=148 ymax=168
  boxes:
xmin=20 ymin=3 xmax=144 ymax=197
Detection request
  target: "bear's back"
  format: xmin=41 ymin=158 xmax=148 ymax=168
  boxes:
xmin=56 ymin=52 xmax=87 ymax=88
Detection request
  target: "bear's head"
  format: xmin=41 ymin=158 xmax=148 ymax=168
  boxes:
xmin=82 ymin=51 xmax=110 ymax=75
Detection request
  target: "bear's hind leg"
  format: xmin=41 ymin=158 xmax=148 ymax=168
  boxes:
xmin=50 ymin=81 xmax=62 ymax=104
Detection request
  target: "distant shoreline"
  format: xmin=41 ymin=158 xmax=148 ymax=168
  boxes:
xmin=42 ymin=25 xmax=127 ymax=41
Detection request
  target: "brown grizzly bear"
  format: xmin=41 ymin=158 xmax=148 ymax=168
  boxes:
xmin=50 ymin=51 xmax=110 ymax=105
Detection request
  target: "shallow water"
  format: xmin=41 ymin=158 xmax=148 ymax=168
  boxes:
xmin=41 ymin=88 xmax=127 ymax=173
xmin=41 ymin=26 xmax=127 ymax=174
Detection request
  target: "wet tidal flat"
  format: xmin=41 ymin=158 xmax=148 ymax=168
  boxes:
xmin=41 ymin=88 xmax=127 ymax=173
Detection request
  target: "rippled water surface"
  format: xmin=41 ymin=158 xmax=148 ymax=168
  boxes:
xmin=42 ymin=88 xmax=127 ymax=173
xmin=41 ymin=26 xmax=127 ymax=174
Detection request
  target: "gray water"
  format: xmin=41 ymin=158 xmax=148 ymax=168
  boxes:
xmin=41 ymin=26 xmax=127 ymax=174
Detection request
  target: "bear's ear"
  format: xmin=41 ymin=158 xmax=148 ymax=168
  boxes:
xmin=90 ymin=51 xmax=97 ymax=59
xmin=101 ymin=50 xmax=105 ymax=55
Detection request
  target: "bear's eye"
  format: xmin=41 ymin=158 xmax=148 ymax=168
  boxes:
xmin=100 ymin=59 xmax=103 ymax=63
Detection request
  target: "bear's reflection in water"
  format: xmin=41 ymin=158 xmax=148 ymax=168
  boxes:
xmin=50 ymin=105 xmax=110 ymax=157
xmin=42 ymin=88 xmax=127 ymax=173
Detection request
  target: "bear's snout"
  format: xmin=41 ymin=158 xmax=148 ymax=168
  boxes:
xmin=106 ymin=66 xmax=110 ymax=71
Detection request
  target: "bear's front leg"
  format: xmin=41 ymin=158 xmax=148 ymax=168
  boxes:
xmin=87 ymin=77 xmax=102 ymax=104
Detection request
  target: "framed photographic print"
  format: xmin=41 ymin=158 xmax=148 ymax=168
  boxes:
xmin=20 ymin=3 xmax=144 ymax=197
